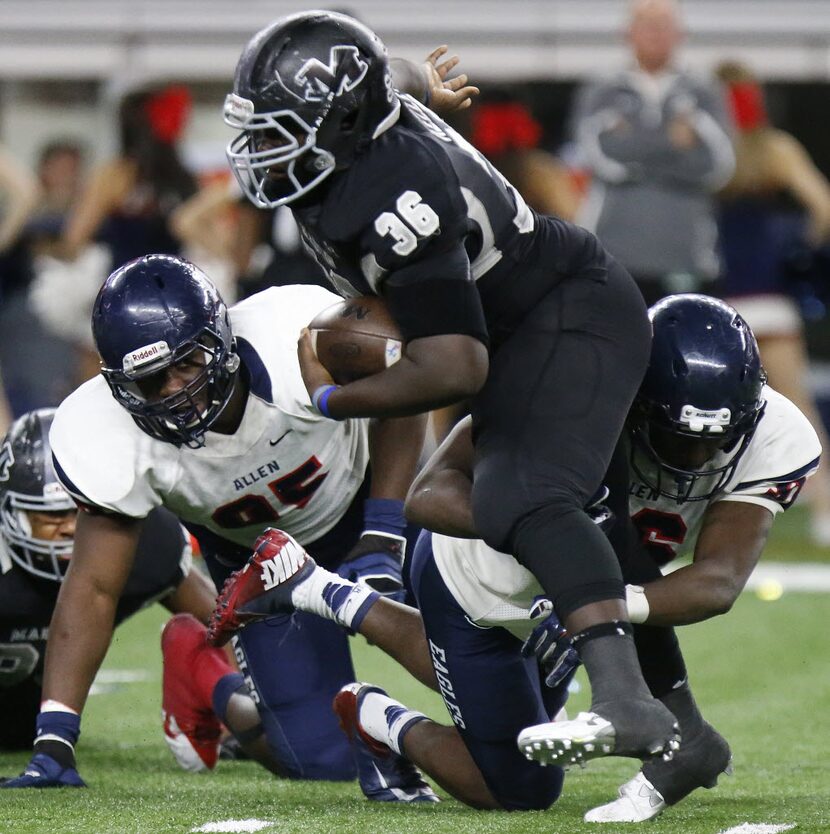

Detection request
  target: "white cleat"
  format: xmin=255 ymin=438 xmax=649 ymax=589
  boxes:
xmin=517 ymin=711 xmax=616 ymax=769
xmin=584 ymin=772 xmax=666 ymax=823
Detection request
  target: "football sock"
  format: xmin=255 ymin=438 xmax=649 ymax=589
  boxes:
xmin=212 ymin=672 xmax=247 ymax=725
xmin=578 ymin=632 xmax=652 ymax=705
xmin=658 ymin=681 xmax=704 ymax=738
xmin=359 ymin=691 xmax=428 ymax=756
xmin=292 ymin=566 xmax=380 ymax=631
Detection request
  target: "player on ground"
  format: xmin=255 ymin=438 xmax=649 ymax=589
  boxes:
xmin=225 ymin=9 xmax=678 ymax=764
xmin=8 ymin=255 xmax=432 ymax=798
xmin=0 ymin=408 xmax=218 ymax=786
xmin=209 ymin=511 xmax=594 ymax=810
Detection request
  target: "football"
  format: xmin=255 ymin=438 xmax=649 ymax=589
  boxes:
xmin=308 ymin=295 xmax=402 ymax=384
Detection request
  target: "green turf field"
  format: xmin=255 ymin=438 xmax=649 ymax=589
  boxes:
xmin=2 ymin=507 xmax=828 ymax=834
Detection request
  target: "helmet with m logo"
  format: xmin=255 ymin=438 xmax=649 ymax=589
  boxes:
xmin=225 ymin=10 xmax=399 ymax=208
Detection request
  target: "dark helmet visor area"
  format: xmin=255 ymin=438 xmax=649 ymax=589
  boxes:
xmin=225 ymin=99 xmax=335 ymax=208
xmin=630 ymin=402 xmax=765 ymax=503
xmin=104 ymin=334 xmax=238 ymax=449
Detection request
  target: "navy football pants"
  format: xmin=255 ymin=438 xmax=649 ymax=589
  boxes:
xmin=410 ymin=531 xmax=567 ymax=811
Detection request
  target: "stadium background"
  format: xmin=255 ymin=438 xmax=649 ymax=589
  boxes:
xmin=0 ymin=3 xmax=829 ymax=832
xmin=1 ymin=0 xmax=828 ymax=418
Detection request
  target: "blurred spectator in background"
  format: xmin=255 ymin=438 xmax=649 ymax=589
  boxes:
xmin=0 ymin=144 xmax=38 ymax=303
xmin=29 ymin=84 xmax=201 ymax=386
xmin=61 ymin=83 xmax=197 ymax=268
xmin=25 ymin=140 xmax=85 ymax=258
xmin=0 ymin=143 xmax=68 ymax=421
xmin=469 ymin=92 xmax=581 ymax=221
xmin=570 ymin=0 xmax=734 ymax=304
xmin=716 ymin=60 xmax=830 ymax=546
xmin=171 ymin=183 xmax=327 ymax=300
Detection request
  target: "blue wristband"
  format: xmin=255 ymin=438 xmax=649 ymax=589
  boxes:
xmin=364 ymin=498 xmax=407 ymax=536
xmin=312 ymin=384 xmax=339 ymax=419
xmin=36 ymin=710 xmax=81 ymax=747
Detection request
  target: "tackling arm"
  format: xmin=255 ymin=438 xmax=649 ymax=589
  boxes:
xmin=634 ymin=500 xmax=773 ymax=626
xmin=405 ymin=415 xmax=477 ymax=537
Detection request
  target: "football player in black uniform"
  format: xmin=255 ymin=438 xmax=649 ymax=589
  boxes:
xmin=223 ymin=10 xmax=678 ymax=762
xmin=0 ymin=409 xmax=218 ymax=786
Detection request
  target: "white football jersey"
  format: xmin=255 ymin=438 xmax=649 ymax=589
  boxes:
xmin=432 ymin=385 xmax=821 ymax=634
xmin=50 ymin=285 xmax=370 ymax=549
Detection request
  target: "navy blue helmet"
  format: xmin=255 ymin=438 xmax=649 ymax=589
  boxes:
xmin=0 ymin=408 xmax=76 ymax=581
xmin=93 ymin=255 xmax=239 ymax=449
xmin=631 ymin=294 xmax=767 ymax=502
xmin=225 ymin=10 xmax=398 ymax=207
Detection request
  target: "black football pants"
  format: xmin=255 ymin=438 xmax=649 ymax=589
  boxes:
xmin=471 ymin=258 xmax=651 ymax=618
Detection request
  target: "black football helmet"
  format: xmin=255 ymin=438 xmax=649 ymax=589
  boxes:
xmin=0 ymin=408 xmax=76 ymax=582
xmin=631 ymin=294 xmax=767 ymax=503
xmin=93 ymin=254 xmax=240 ymax=449
xmin=225 ymin=10 xmax=399 ymax=207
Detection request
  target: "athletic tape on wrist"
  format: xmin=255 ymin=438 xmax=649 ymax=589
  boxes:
xmin=625 ymin=584 xmax=650 ymax=624
xmin=363 ymin=497 xmax=407 ymax=536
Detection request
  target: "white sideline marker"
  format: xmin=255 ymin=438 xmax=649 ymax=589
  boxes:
xmin=716 ymin=824 xmax=796 ymax=834
xmin=192 ymin=821 xmax=273 ymax=833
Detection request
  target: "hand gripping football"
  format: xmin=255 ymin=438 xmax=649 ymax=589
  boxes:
xmin=308 ymin=296 xmax=402 ymax=384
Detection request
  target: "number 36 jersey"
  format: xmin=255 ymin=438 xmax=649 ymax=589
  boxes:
xmin=49 ymin=285 xmax=370 ymax=549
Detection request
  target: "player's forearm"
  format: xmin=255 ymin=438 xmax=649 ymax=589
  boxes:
xmin=41 ymin=577 xmax=118 ymax=713
xmin=368 ymin=414 xmax=428 ymax=499
xmin=636 ymin=562 xmax=743 ymax=626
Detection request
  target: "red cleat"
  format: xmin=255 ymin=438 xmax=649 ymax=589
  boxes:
xmin=161 ymin=614 xmax=224 ymax=772
xmin=207 ymin=528 xmax=313 ymax=647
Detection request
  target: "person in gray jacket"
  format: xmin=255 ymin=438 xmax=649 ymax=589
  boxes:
xmin=570 ymin=0 xmax=735 ymax=304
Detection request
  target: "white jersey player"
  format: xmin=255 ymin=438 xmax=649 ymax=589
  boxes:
xmin=17 ymin=255 xmax=428 ymax=800
xmin=51 ymin=283 xmax=370 ymax=546
xmin=429 ymin=383 xmax=819 ymax=634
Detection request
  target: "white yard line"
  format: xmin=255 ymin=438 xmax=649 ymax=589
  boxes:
xmin=664 ymin=560 xmax=830 ymax=593
xmin=744 ymin=562 xmax=830 ymax=593
xmin=192 ymin=821 xmax=273 ymax=833
xmin=716 ymin=824 xmax=796 ymax=834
